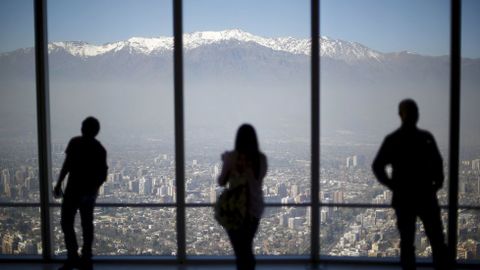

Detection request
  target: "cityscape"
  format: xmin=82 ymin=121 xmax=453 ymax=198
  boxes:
xmin=0 ymin=0 xmax=479 ymax=265
xmin=1 ymin=138 xmax=479 ymax=259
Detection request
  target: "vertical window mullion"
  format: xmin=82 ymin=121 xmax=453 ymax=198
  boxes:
xmin=173 ymin=0 xmax=186 ymax=263
xmin=448 ymin=0 xmax=461 ymax=266
xmin=34 ymin=0 xmax=52 ymax=261
xmin=310 ymin=0 xmax=320 ymax=263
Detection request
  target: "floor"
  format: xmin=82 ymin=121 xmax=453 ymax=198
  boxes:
xmin=0 ymin=263 xmax=476 ymax=270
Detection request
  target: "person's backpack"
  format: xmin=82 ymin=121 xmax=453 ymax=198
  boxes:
xmin=214 ymin=170 xmax=249 ymax=230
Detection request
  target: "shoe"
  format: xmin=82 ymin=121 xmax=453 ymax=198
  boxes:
xmin=58 ymin=259 xmax=80 ymax=270
xmin=80 ymin=255 xmax=93 ymax=270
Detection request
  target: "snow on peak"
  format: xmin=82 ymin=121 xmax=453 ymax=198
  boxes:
xmin=123 ymin=37 xmax=172 ymax=54
xmin=183 ymin=29 xmax=307 ymax=54
xmin=46 ymin=29 xmax=383 ymax=62
xmin=320 ymin=39 xmax=383 ymax=62
xmin=48 ymin=41 xmax=120 ymax=57
xmin=185 ymin=29 xmax=254 ymax=42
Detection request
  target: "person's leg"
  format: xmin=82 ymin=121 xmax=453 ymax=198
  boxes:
xmin=395 ymin=206 xmax=417 ymax=270
xmin=79 ymin=195 xmax=96 ymax=261
xmin=419 ymin=199 xmax=450 ymax=270
xmin=227 ymin=228 xmax=241 ymax=270
xmin=244 ymin=218 xmax=260 ymax=270
xmin=227 ymin=225 xmax=251 ymax=270
xmin=60 ymin=197 xmax=80 ymax=269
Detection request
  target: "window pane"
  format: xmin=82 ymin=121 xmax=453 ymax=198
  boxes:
xmin=457 ymin=209 xmax=480 ymax=260
xmin=48 ymin=0 xmax=175 ymax=203
xmin=0 ymin=0 xmax=39 ymax=203
xmin=458 ymin=0 xmax=480 ymax=261
xmin=52 ymin=207 xmax=176 ymax=256
xmin=459 ymin=0 xmax=480 ymax=207
xmin=256 ymin=207 xmax=310 ymax=255
xmin=186 ymin=206 xmax=310 ymax=255
xmin=0 ymin=207 xmax=41 ymax=255
xmin=320 ymin=0 xmax=450 ymax=205
xmin=184 ymin=0 xmax=311 ymax=204
xmin=186 ymin=207 xmax=232 ymax=255
xmin=320 ymin=207 xmax=447 ymax=258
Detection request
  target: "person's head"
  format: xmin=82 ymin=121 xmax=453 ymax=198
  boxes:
xmin=398 ymin=99 xmax=419 ymax=127
xmin=81 ymin=117 xmax=100 ymax=138
xmin=234 ymin=124 xmax=261 ymax=178
xmin=235 ymin=124 xmax=259 ymax=155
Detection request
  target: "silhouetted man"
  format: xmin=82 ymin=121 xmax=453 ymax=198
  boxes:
xmin=372 ymin=99 xmax=449 ymax=270
xmin=54 ymin=117 xmax=107 ymax=270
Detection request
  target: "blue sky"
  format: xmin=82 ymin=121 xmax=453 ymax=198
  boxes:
xmin=0 ymin=0 xmax=479 ymax=57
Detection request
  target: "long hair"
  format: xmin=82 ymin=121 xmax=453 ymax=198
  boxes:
xmin=235 ymin=124 xmax=261 ymax=179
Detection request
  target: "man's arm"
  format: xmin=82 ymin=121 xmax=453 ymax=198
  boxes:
xmin=96 ymin=149 xmax=108 ymax=188
xmin=54 ymin=144 xmax=72 ymax=197
xmin=429 ymin=134 xmax=444 ymax=191
xmin=372 ymin=138 xmax=395 ymax=190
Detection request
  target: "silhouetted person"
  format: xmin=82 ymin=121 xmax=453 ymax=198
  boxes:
xmin=54 ymin=117 xmax=108 ymax=270
xmin=372 ymin=99 xmax=449 ymax=270
xmin=218 ymin=124 xmax=267 ymax=270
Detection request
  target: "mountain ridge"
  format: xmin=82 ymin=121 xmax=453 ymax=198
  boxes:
xmin=3 ymin=29 xmax=387 ymax=62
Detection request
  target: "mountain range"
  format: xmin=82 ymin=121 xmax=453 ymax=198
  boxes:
xmin=0 ymin=29 xmax=479 ymax=149
xmin=43 ymin=29 xmax=381 ymax=62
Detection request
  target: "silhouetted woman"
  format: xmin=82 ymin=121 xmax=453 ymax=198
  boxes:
xmin=218 ymin=124 xmax=268 ymax=270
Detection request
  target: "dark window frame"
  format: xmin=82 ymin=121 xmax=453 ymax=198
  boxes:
xmin=1 ymin=0 xmax=476 ymax=267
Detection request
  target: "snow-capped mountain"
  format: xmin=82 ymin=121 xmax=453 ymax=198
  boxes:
xmin=44 ymin=29 xmax=381 ymax=62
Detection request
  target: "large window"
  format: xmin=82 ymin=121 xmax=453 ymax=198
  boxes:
xmin=184 ymin=0 xmax=311 ymax=255
xmin=320 ymin=0 xmax=450 ymax=205
xmin=0 ymin=0 xmax=478 ymax=266
xmin=47 ymin=0 xmax=175 ymax=256
xmin=0 ymin=0 xmax=39 ymax=204
xmin=459 ymin=0 xmax=480 ymax=208
xmin=319 ymin=0 xmax=451 ymax=259
xmin=48 ymin=0 xmax=175 ymax=204
xmin=0 ymin=0 xmax=41 ymax=256
xmin=458 ymin=0 xmax=480 ymax=261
